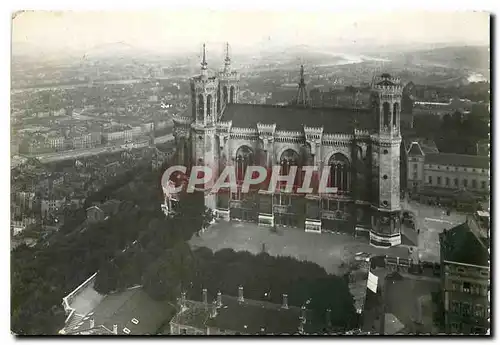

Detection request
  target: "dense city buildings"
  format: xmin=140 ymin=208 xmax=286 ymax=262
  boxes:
xmin=11 ymin=75 xmax=180 ymax=158
xmin=10 ymin=142 xmax=173 ymax=241
xmin=309 ymin=85 xmax=371 ymax=109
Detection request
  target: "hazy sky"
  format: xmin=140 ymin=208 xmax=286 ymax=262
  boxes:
xmin=12 ymin=10 xmax=490 ymax=55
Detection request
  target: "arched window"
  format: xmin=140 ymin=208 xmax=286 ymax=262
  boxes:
xmin=301 ymin=143 xmax=313 ymax=165
xmin=371 ymin=95 xmax=380 ymax=129
xmin=383 ymin=102 xmax=390 ymax=128
xmin=230 ymin=86 xmax=235 ymax=104
xmin=191 ymin=84 xmax=197 ymax=119
xmin=376 ymin=105 xmax=381 ymax=130
xmin=355 ymin=145 xmax=362 ymax=161
xmin=206 ymin=94 xmax=212 ymax=119
xmin=235 ymin=146 xmax=254 ymax=183
xmin=393 ymin=103 xmax=399 ymax=128
xmin=223 ymin=86 xmax=228 ymax=105
xmin=279 ymin=149 xmax=300 ymax=190
xmin=328 ymin=153 xmax=350 ymax=193
xmin=197 ymin=94 xmax=204 ymax=121
xmin=217 ymin=87 xmax=221 ymax=114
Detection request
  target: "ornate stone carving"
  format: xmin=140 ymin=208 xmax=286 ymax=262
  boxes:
xmin=304 ymin=139 xmax=318 ymax=156
xmin=174 ymin=126 xmax=189 ymax=138
xmin=218 ymin=134 xmax=229 ymax=150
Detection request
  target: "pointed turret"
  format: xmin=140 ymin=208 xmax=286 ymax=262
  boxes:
xmin=201 ymin=43 xmax=208 ymax=77
xmin=218 ymin=42 xmax=240 ymax=107
xmin=223 ymin=42 xmax=231 ymax=72
xmin=295 ymin=65 xmax=308 ymax=106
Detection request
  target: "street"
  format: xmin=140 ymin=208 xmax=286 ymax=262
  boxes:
xmin=401 ymin=198 xmax=467 ymax=263
xmin=31 ymin=134 xmax=174 ymax=163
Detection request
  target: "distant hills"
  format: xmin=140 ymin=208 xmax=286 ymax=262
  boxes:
xmin=238 ymin=43 xmax=490 ymax=72
xmin=384 ymin=45 xmax=490 ymax=71
xmin=11 ymin=41 xmax=169 ymax=64
xmin=82 ymin=42 xmax=138 ymax=58
xmin=11 ymin=40 xmax=490 ymax=74
xmin=247 ymin=45 xmax=346 ymax=67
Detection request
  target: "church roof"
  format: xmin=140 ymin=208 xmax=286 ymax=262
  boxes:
xmin=425 ymin=153 xmax=489 ymax=169
xmin=221 ymin=103 xmax=374 ymax=133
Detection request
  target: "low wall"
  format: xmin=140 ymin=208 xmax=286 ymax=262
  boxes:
xmin=62 ymin=272 xmax=98 ymax=316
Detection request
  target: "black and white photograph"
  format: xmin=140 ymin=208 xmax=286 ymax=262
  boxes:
xmin=9 ymin=7 xmax=491 ymax=336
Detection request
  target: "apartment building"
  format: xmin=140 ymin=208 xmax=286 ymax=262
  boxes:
xmin=406 ymin=142 xmax=489 ymax=209
xmin=439 ymin=211 xmax=490 ymax=334
xmin=41 ymin=198 xmax=65 ymax=219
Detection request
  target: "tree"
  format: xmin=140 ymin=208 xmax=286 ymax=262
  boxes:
xmin=187 ymin=247 xmax=357 ymax=331
xmin=94 ymin=261 xmax=119 ymax=295
xmin=142 ymin=243 xmax=194 ymax=301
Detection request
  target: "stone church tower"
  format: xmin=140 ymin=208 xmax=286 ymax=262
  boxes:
xmin=217 ymin=43 xmax=240 ymax=111
xmin=172 ymin=44 xmax=240 ymax=210
xmin=369 ymin=73 xmax=403 ymax=247
xmin=189 ymin=44 xmax=218 ymax=209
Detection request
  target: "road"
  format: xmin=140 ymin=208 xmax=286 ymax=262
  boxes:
xmin=32 ymin=134 xmax=174 ymax=163
xmin=154 ymin=134 xmax=175 ymax=144
xmin=36 ymin=146 xmax=129 ymax=163
xmin=11 ymin=78 xmax=146 ymax=94
xmin=401 ymin=198 xmax=466 ymax=263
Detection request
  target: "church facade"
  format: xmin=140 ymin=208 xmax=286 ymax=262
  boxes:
xmin=172 ymin=44 xmax=404 ymax=248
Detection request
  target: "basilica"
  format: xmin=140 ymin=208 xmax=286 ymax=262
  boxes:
xmin=172 ymin=44 xmax=404 ymax=248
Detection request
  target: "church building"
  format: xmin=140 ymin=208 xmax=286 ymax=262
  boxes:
xmin=172 ymin=44 xmax=404 ymax=248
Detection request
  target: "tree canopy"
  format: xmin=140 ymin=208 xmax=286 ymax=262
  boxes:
xmin=413 ymin=106 xmax=489 ymax=155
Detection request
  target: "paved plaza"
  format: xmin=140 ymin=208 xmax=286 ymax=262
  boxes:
xmin=190 ymin=199 xmax=468 ymax=274
xmin=190 ymin=220 xmax=409 ymax=275
xmin=401 ymin=199 xmax=467 ymax=263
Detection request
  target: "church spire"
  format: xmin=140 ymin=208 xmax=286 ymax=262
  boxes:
xmin=224 ymin=42 xmax=231 ymax=72
xmin=201 ymin=43 xmax=208 ymax=76
xmin=299 ymin=65 xmax=305 ymax=86
xmin=295 ymin=65 xmax=308 ymax=106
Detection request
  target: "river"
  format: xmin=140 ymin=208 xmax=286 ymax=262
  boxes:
xmin=467 ymin=72 xmax=488 ymax=83
xmin=311 ymin=50 xmax=391 ymax=65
